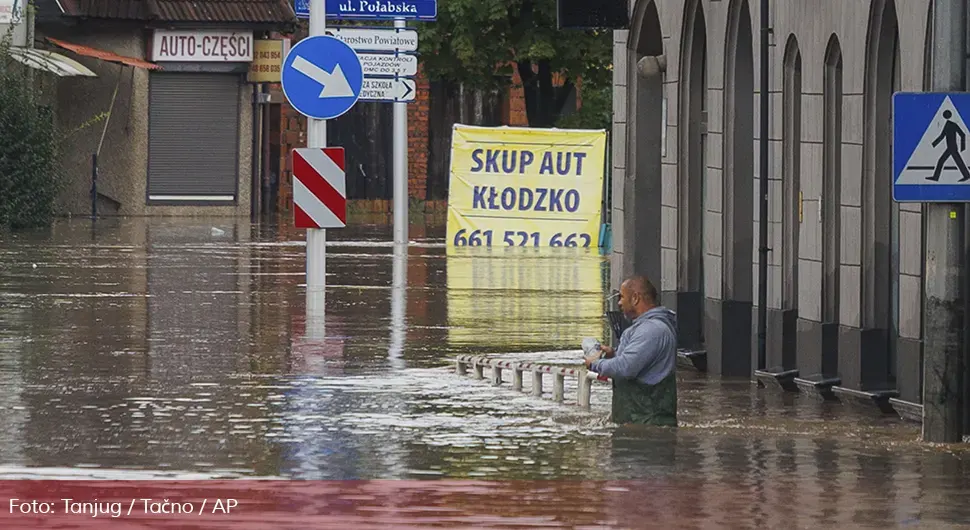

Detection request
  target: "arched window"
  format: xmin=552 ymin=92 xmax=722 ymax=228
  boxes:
xmin=822 ymin=35 xmax=842 ymax=326
xmin=722 ymin=0 xmax=754 ymax=302
xmin=782 ymin=36 xmax=802 ymax=313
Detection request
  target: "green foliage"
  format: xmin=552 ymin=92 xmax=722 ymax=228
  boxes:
xmin=417 ymin=0 xmax=613 ymax=127
xmin=0 ymin=22 xmax=63 ymax=230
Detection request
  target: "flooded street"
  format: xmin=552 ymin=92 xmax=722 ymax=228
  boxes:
xmin=1 ymin=217 xmax=970 ymax=528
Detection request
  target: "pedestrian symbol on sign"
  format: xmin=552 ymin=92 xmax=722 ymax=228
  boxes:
xmin=892 ymin=93 xmax=970 ymax=203
xmin=927 ymin=110 xmax=970 ymax=182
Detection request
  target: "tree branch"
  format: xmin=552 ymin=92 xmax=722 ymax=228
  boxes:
xmin=517 ymin=60 xmax=535 ymax=86
xmin=554 ymin=78 xmax=575 ymax=115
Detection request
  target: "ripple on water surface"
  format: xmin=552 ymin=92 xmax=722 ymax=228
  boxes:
xmin=0 ymin=219 xmax=969 ymax=528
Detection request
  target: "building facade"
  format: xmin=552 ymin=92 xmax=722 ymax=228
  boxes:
xmin=611 ymin=0 xmax=929 ymax=406
xmin=33 ymin=0 xmax=295 ymax=217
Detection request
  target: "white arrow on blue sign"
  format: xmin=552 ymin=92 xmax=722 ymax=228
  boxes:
xmin=893 ymin=92 xmax=970 ymax=202
xmin=295 ymin=0 xmax=437 ymax=20
xmin=281 ymin=35 xmax=364 ymax=121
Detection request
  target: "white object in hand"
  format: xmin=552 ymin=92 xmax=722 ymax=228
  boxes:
xmin=581 ymin=337 xmax=602 ymax=356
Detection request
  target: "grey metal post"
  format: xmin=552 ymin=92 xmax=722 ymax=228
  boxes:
xmin=756 ymin=0 xmax=770 ymax=371
xmin=392 ymin=17 xmax=409 ymax=246
xmin=491 ymin=365 xmax=502 ymax=386
xmin=305 ymin=0 xmax=327 ymax=340
xmin=578 ymin=370 xmax=592 ymax=409
xmin=923 ymin=0 xmax=966 ymax=443
xmin=473 ymin=361 xmax=484 ymax=380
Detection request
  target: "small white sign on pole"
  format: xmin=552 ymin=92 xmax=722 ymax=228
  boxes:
xmin=360 ymin=78 xmax=416 ymax=102
xmin=323 ymin=27 xmax=418 ymax=52
xmin=359 ymin=53 xmax=418 ymax=77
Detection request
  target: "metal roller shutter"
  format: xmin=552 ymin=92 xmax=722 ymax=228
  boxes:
xmin=148 ymin=73 xmax=240 ymax=201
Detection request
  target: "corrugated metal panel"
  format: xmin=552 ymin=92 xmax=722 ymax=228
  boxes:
xmin=73 ymin=0 xmax=145 ymax=19
xmin=148 ymin=72 xmax=240 ymax=200
xmin=63 ymin=0 xmax=295 ymax=22
xmin=151 ymin=0 xmax=295 ymax=22
xmin=46 ymin=37 xmax=161 ymax=70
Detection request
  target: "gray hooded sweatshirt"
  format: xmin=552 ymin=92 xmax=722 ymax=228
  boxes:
xmin=590 ymin=306 xmax=678 ymax=385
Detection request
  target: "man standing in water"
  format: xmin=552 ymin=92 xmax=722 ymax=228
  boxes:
xmin=583 ymin=275 xmax=678 ymax=426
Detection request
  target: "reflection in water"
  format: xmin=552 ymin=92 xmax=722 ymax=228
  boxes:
xmin=445 ymin=246 xmax=608 ymax=351
xmin=388 ymin=243 xmax=407 ymax=371
xmin=0 ymin=218 xmax=969 ymax=527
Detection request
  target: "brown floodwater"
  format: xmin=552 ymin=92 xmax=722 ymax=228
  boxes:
xmin=0 ymin=217 xmax=968 ymax=528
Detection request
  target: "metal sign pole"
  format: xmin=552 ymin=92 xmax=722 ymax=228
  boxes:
xmin=922 ymin=0 xmax=966 ymax=443
xmin=392 ymin=17 xmax=409 ymax=246
xmin=306 ymin=0 xmax=327 ymax=339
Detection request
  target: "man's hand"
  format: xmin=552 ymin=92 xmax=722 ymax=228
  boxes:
xmin=584 ymin=345 xmax=615 ymax=369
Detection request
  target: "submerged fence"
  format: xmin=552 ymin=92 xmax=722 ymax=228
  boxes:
xmin=453 ymin=354 xmax=611 ymax=409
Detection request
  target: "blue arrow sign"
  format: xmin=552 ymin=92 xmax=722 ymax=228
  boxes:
xmin=281 ymin=35 xmax=363 ymax=121
xmin=893 ymin=92 xmax=970 ymax=202
xmin=295 ymin=0 xmax=437 ymax=20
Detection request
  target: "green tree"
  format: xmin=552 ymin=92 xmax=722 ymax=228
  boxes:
xmin=418 ymin=0 xmax=613 ymax=128
xmin=0 ymin=22 xmax=63 ymax=229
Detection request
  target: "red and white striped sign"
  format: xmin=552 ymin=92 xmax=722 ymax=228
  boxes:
xmin=292 ymin=147 xmax=347 ymax=229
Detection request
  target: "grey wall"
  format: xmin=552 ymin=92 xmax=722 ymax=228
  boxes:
xmin=613 ymin=0 xmax=928 ymax=384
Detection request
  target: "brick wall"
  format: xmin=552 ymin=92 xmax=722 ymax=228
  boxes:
xmin=506 ymin=63 xmax=529 ymax=126
xmin=276 ymin=89 xmax=306 ymax=213
xmin=407 ymin=64 xmax=431 ymax=199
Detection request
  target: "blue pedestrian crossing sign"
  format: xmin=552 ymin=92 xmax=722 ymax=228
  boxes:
xmin=281 ymin=35 xmax=363 ymax=121
xmin=894 ymin=92 xmax=970 ymax=202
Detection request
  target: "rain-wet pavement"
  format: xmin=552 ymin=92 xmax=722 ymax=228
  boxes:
xmin=1 ymin=217 xmax=969 ymax=528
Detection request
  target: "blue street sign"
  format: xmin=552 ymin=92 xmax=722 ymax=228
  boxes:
xmin=281 ymin=35 xmax=364 ymax=121
xmin=295 ymin=0 xmax=437 ymax=20
xmin=894 ymin=92 xmax=970 ymax=202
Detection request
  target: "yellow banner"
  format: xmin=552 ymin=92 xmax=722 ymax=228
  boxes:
xmin=446 ymin=125 xmax=607 ymax=249
xmin=446 ymin=247 xmax=608 ymax=350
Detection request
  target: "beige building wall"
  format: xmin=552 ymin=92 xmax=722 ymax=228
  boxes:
xmin=613 ymin=0 xmax=928 ymax=401
xmin=39 ymin=25 xmax=252 ymax=217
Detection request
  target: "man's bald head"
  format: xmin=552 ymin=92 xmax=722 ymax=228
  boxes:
xmin=623 ymin=275 xmax=657 ymax=302
xmin=618 ymin=275 xmax=658 ymax=317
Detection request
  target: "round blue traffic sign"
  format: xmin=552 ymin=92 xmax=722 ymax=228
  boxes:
xmin=281 ymin=35 xmax=363 ymax=120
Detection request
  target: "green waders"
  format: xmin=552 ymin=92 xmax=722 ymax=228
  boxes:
xmin=610 ymin=371 xmax=677 ymax=426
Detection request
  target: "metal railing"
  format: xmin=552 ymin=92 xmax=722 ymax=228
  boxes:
xmin=453 ymin=354 xmax=611 ymax=409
